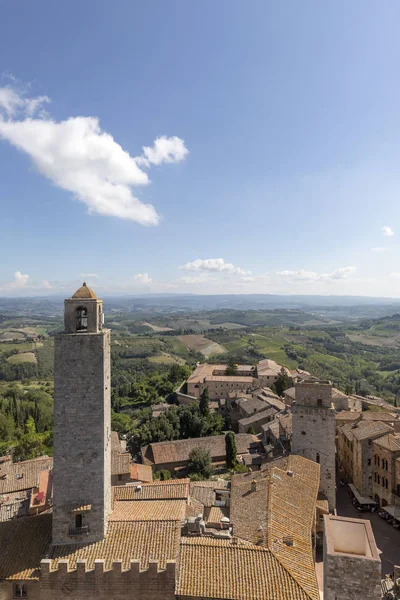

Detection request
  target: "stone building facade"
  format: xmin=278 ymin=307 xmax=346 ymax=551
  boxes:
xmin=323 ymin=515 xmax=381 ymax=600
xmin=336 ymin=421 xmax=394 ymax=499
xmin=372 ymin=432 xmax=400 ymax=507
xmin=292 ymin=380 xmax=336 ymax=510
xmin=52 ymin=284 xmax=112 ymax=545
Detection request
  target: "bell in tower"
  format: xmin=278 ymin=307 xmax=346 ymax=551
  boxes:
xmin=63 ymin=282 xmax=103 ymax=334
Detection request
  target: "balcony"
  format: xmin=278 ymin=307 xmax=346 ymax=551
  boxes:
xmin=69 ymin=525 xmax=89 ymax=536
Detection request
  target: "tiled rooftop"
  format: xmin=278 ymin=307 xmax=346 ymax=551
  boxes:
xmin=50 ymin=520 xmax=181 ymax=571
xmin=113 ymin=479 xmax=190 ymax=501
xmin=238 ymin=407 xmax=277 ymax=427
xmin=142 ymin=434 xmax=258 ymax=466
xmin=373 ymin=433 xmax=400 ymax=452
xmin=0 ymin=456 xmax=53 ymax=494
xmin=0 ymin=513 xmax=52 ymax=580
xmin=351 ymin=420 xmax=394 ymax=441
xmin=111 ymin=451 xmax=131 ymax=475
xmin=130 ymin=463 xmax=153 ymax=482
xmin=189 ymin=480 xmax=229 ymax=507
xmin=230 ymin=455 xmax=320 ymax=600
xmin=110 ymin=500 xmax=186 ymax=521
xmin=176 ymin=537 xmax=311 ymax=600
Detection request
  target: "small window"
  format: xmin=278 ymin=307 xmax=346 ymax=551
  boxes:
xmin=317 ymin=399 xmax=322 ymax=407
xmin=316 ymin=453 xmax=320 ymax=464
xmin=76 ymin=306 xmax=88 ymax=331
xmin=75 ymin=513 xmax=83 ymax=528
xmin=118 ymin=474 xmax=123 ymax=481
xmin=13 ymin=584 xmax=27 ymax=598
xmin=301 ymin=431 xmax=306 ymax=435
xmin=368 ymin=439 xmax=372 ymax=446
xmin=367 ymin=458 xmax=371 ymax=466
xmin=385 ymin=479 xmax=388 ymax=489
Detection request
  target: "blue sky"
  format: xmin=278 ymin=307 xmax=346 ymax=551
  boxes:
xmin=1 ymin=1 xmax=400 ymax=296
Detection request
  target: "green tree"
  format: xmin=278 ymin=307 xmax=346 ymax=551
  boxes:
xmin=199 ymin=387 xmax=210 ymax=417
xmin=247 ymin=426 xmax=256 ymax=435
xmin=225 ymin=431 xmax=237 ymax=469
xmin=273 ymin=367 xmax=293 ymax=397
xmin=225 ymin=357 xmax=238 ymax=376
xmin=187 ymin=447 xmax=212 ymax=480
xmin=13 ymin=416 xmax=47 ymax=461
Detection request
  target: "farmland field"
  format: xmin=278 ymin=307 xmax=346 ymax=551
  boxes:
xmin=177 ymin=334 xmax=226 ymax=358
xmin=7 ymin=352 xmax=37 ymax=364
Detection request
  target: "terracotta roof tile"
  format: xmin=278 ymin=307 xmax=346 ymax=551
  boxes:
xmin=113 ymin=479 xmax=189 ymax=501
xmin=0 ymin=513 xmax=51 ymax=580
xmin=50 ymin=520 xmax=180 ymax=571
xmin=130 ymin=463 xmax=153 ymax=483
xmin=109 ymin=500 xmax=186 ymax=521
xmin=71 ymin=282 xmax=97 ymax=299
xmin=351 ymin=421 xmax=394 ymax=441
xmin=373 ymin=433 xmax=400 ymax=452
xmin=176 ymin=537 xmax=311 ymax=600
xmin=143 ymin=434 xmax=259 ymax=466
xmin=0 ymin=457 xmax=53 ymax=494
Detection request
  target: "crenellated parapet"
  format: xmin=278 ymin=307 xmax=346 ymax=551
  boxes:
xmin=39 ymin=558 xmax=176 ymax=600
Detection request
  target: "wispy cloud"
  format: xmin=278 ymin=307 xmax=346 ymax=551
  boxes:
xmin=0 ymin=83 xmax=188 ymax=225
xmin=276 ymin=266 xmax=356 ymax=283
xmin=133 ymin=273 xmax=152 ymax=284
xmin=79 ymin=273 xmax=99 ymax=279
xmin=180 ymin=258 xmax=250 ymax=275
xmin=371 ymin=247 xmax=389 ymax=253
xmin=382 ymin=225 xmax=394 ymax=237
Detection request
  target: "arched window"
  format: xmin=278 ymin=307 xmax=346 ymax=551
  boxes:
xmin=76 ymin=306 xmax=88 ymax=331
xmin=385 ymin=479 xmax=388 ymax=489
xmin=377 ymin=457 xmax=380 ymax=467
xmin=75 ymin=513 xmax=83 ymax=528
xmin=377 ymin=475 xmax=380 ymax=484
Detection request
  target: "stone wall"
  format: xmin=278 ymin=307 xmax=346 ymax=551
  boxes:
xmin=323 ymin=543 xmax=381 ymax=600
xmin=52 ymin=330 xmax=111 ymax=545
xmin=292 ymin=382 xmax=336 ymax=510
xmin=39 ymin=559 xmax=176 ymax=600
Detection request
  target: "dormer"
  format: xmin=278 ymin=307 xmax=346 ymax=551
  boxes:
xmin=64 ymin=283 xmax=103 ymax=334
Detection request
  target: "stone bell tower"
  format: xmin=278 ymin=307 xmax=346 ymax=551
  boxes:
xmin=292 ymin=379 xmax=336 ymax=510
xmin=52 ymin=283 xmax=111 ymax=545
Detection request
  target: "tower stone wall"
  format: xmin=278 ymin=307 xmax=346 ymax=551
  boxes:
xmin=52 ymin=286 xmax=111 ymax=545
xmin=292 ymin=380 xmax=336 ymax=510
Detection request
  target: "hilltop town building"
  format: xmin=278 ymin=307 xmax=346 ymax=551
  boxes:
xmin=292 ymin=380 xmax=336 ymax=510
xmin=52 ymin=283 xmax=111 ymax=545
xmin=186 ymin=359 xmax=290 ymax=400
xmin=323 ymin=515 xmax=381 ymax=600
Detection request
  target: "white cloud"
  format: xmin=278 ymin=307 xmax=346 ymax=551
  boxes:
xmin=136 ymin=136 xmax=189 ymax=167
xmin=371 ymin=247 xmax=389 ymax=253
xmin=0 ymin=85 xmax=50 ymax=118
xmin=133 ymin=273 xmax=152 ymax=284
xmin=180 ymin=258 xmax=250 ymax=275
xmin=382 ymin=225 xmax=394 ymax=237
xmin=10 ymin=270 xmax=29 ymax=288
xmin=276 ymin=266 xmax=356 ymax=283
xmin=0 ymin=85 xmax=188 ymax=225
xmin=80 ymin=273 xmax=99 ymax=279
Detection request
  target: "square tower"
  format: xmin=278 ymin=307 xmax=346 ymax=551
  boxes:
xmin=52 ymin=283 xmax=111 ymax=545
xmin=292 ymin=380 xmax=336 ymax=510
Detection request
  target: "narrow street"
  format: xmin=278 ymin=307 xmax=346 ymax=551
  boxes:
xmin=336 ymin=484 xmax=400 ymax=576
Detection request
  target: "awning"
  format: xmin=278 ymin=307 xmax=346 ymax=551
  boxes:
xmin=348 ymin=483 xmax=376 ymax=505
xmin=382 ymin=505 xmax=400 ymax=520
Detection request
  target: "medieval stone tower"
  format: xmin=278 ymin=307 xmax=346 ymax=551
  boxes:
xmin=292 ymin=380 xmax=336 ymax=510
xmin=52 ymin=283 xmax=111 ymax=545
